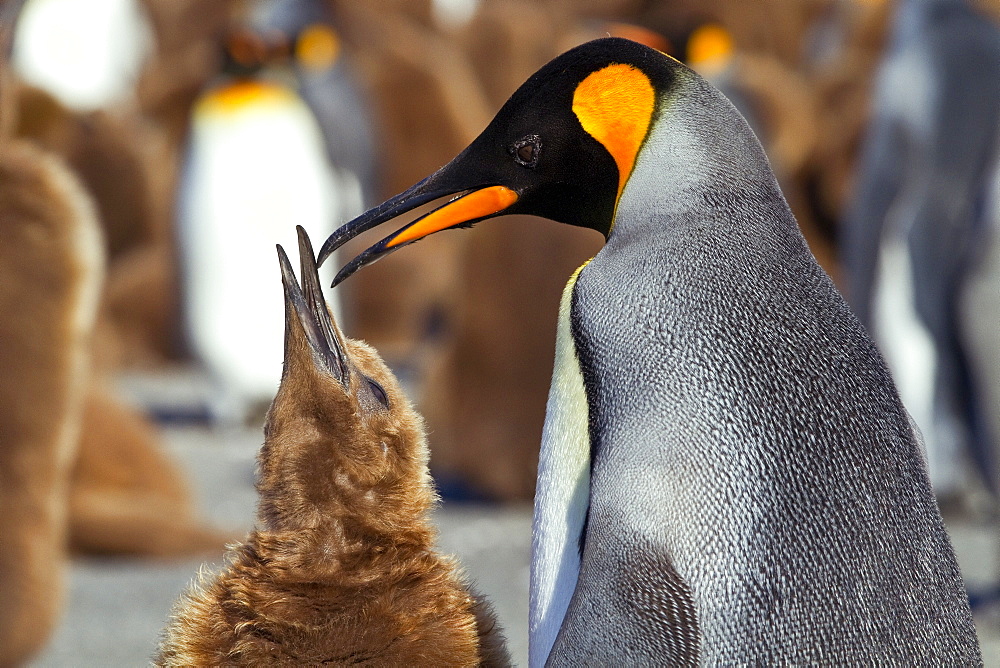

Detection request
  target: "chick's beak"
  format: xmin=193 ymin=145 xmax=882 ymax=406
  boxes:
xmin=278 ymin=226 xmax=351 ymax=385
xmin=317 ymin=159 xmax=519 ymax=286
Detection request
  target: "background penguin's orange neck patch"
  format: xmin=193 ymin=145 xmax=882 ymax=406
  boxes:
xmin=198 ymin=80 xmax=294 ymax=115
xmin=572 ymin=64 xmax=655 ymax=201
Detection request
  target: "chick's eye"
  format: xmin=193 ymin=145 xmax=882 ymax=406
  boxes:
xmin=512 ymin=135 xmax=541 ymax=168
xmin=367 ymin=377 xmax=389 ymax=409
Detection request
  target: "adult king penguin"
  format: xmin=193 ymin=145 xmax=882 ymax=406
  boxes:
xmin=317 ymin=38 xmax=981 ymax=665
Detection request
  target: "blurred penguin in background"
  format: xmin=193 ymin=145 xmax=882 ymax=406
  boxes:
xmin=964 ymin=138 xmax=1000 ymax=503
xmin=12 ymin=81 xmax=181 ymax=369
xmin=178 ymin=0 xmax=375 ymax=424
xmin=9 ymin=0 xmax=180 ymax=368
xmin=10 ymin=0 xmax=152 ymax=112
xmin=842 ymin=0 xmax=1000 ymax=500
xmin=249 ymin=0 xmax=380 ymax=210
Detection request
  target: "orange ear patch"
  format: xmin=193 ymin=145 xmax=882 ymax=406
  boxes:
xmin=296 ymin=24 xmax=341 ymax=72
xmin=572 ymin=64 xmax=655 ymax=200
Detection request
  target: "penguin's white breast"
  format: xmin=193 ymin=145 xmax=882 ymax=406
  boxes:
xmin=529 ymin=261 xmax=592 ymax=668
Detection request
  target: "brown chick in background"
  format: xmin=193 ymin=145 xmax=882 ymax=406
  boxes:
xmin=69 ymin=386 xmax=234 ymax=558
xmin=0 ymin=138 xmax=104 ymax=667
xmin=156 ymin=228 xmax=509 ymax=667
xmin=15 ymin=82 xmax=182 ymax=368
xmin=3 ymin=73 xmax=228 ymax=560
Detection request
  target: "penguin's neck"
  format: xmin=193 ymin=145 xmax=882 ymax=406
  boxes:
xmin=611 ymin=77 xmax=779 ymax=246
xmin=530 ymin=262 xmax=592 ymax=668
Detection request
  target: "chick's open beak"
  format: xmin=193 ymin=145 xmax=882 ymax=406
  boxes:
xmin=278 ymin=226 xmax=351 ymax=385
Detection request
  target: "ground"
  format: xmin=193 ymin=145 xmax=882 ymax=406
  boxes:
xmin=27 ymin=371 xmax=1000 ymax=667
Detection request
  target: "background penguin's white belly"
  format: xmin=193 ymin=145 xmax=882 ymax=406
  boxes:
xmin=871 ymin=237 xmax=949 ymax=485
xmin=180 ymin=87 xmax=341 ymax=413
xmin=12 ymin=0 xmax=152 ymax=111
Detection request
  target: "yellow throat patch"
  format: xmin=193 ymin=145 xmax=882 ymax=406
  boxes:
xmin=197 ymin=80 xmax=295 ymax=116
xmin=571 ymin=63 xmax=655 ymax=202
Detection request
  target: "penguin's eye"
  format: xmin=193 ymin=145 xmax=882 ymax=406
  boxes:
xmin=366 ymin=377 xmax=390 ymax=409
xmin=512 ymin=135 xmax=541 ymax=168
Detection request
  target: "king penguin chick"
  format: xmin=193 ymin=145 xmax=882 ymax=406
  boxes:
xmin=318 ymin=38 xmax=981 ymax=665
xmin=0 ymin=139 xmax=104 ymax=666
xmin=156 ymin=227 xmax=509 ymax=667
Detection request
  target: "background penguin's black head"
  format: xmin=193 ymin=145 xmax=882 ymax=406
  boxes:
xmin=318 ymin=38 xmax=685 ymax=285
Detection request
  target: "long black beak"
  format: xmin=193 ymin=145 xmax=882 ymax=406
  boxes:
xmin=317 ymin=164 xmax=519 ymax=286
xmin=278 ymin=226 xmax=351 ymax=385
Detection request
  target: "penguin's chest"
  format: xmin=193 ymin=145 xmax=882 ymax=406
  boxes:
xmin=567 ymin=243 xmax=834 ymax=568
xmin=564 ymin=240 xmax=972 ymax=664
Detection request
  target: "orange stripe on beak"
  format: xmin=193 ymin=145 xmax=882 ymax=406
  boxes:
xmin=386 ymin=185 xmax=519 ymax=248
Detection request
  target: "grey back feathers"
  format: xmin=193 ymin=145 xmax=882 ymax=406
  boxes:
xmin=549 ymin=67 xmax=981 ymax=665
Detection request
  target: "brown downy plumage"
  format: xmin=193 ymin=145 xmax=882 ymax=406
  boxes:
xmin=15 ymin=83 xmax=182 ymax=368
xmin=69 ymin=385 xmax=234 ymax=558
xmin=5 ymin=74 xmax=228 ymax=558
xmin=156 ymin=228 xmax=509 ymax=667
xmin=0 ymin=138 xmax=104 ymax=666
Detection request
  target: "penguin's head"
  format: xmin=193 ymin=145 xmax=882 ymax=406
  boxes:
xmin=263 ymin=227 xmax=434 ymax=534
xmin=318 ymin=37 xmax=684 ymax=284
